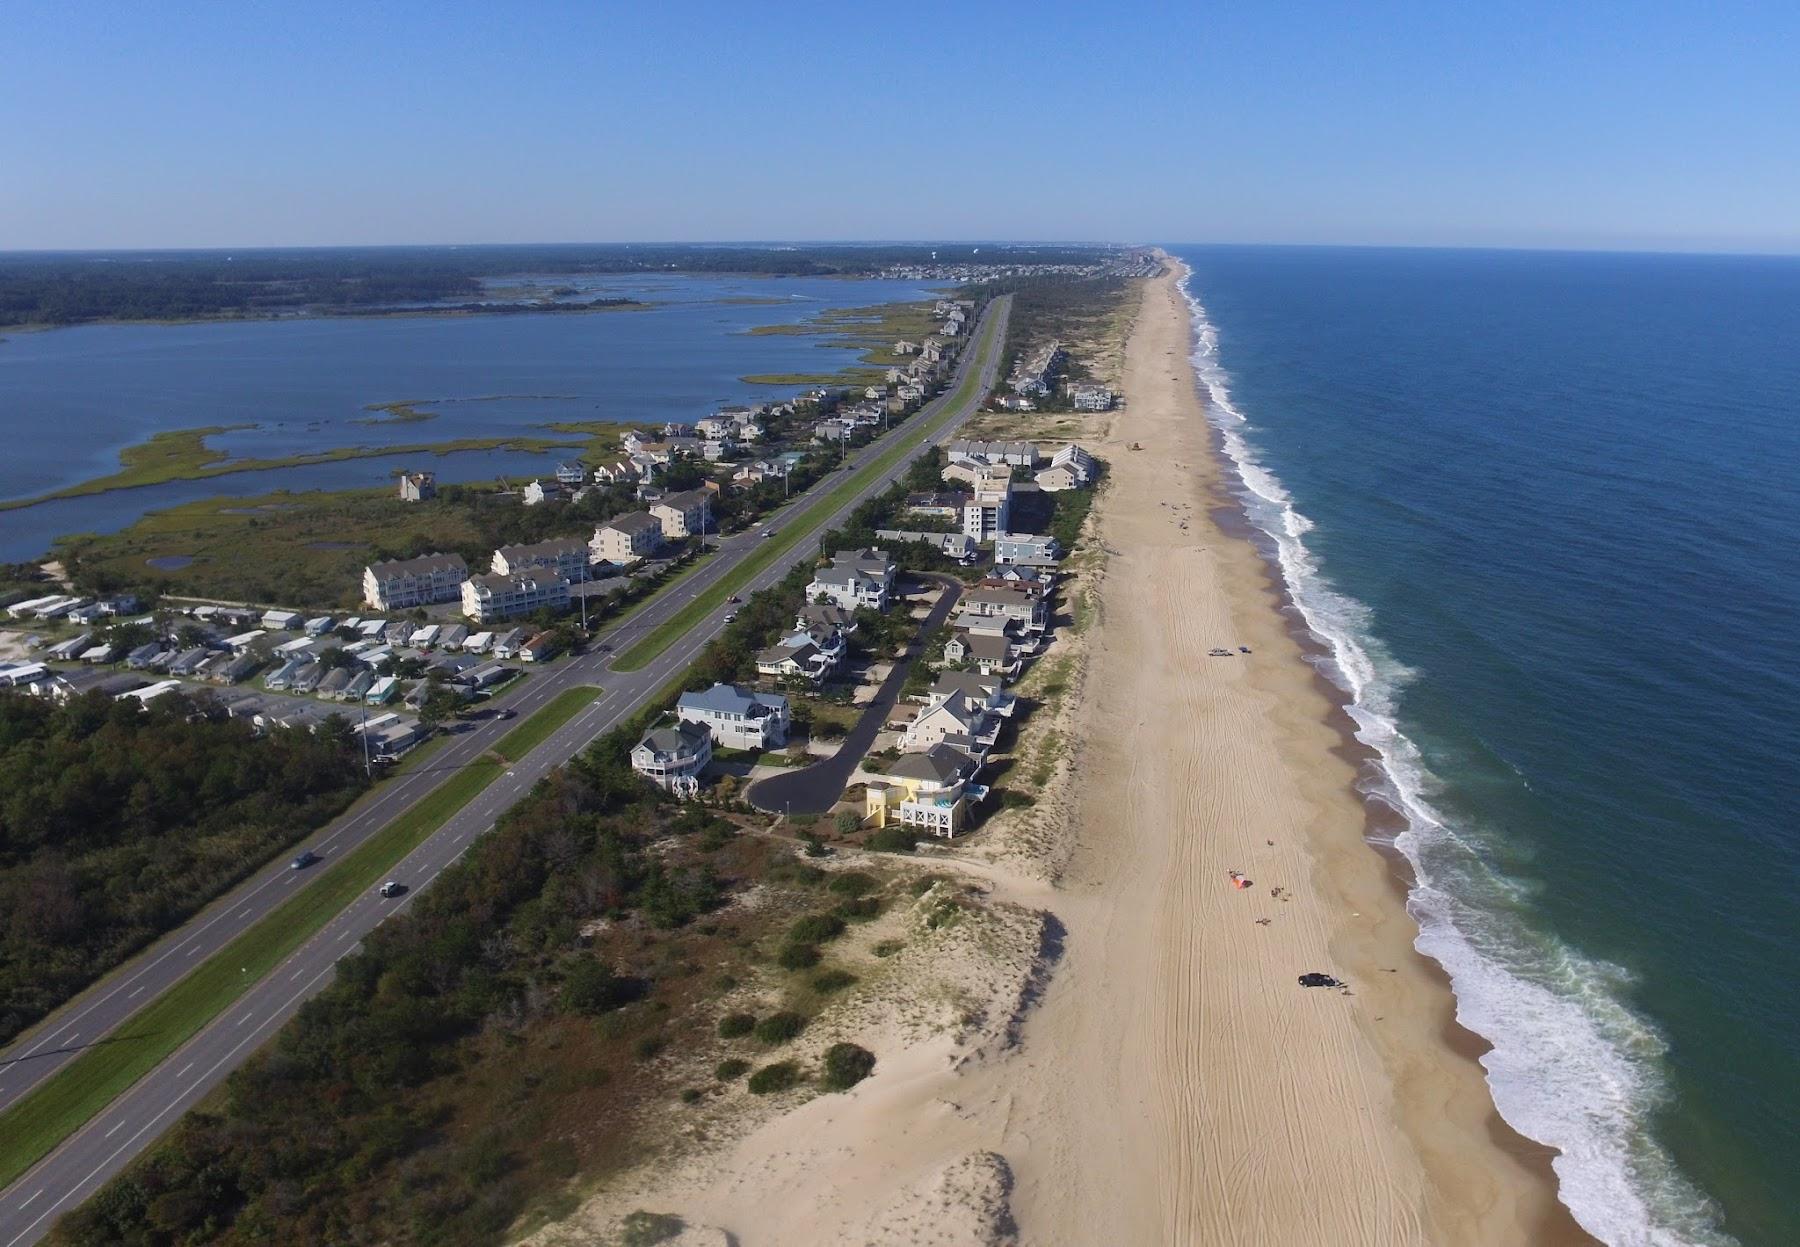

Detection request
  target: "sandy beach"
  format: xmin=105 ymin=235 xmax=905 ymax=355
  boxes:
xmin=530 ymin=263 xmax=1589 ymax=1247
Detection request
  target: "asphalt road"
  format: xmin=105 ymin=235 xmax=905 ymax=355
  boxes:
xmin=0 ymin=296 xmax=1009 ymax=1246
xmin=745 ymin=574 xmax=964 ymax=815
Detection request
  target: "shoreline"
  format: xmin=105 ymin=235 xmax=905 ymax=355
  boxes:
xmin=1179 ymin=260 xmax=1596 ymax=1242
xmin=996 ymin=260 xmax=1589 ymax=1244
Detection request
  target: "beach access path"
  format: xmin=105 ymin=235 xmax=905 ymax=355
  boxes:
xmin=0 ymin=300 xmax=1011 ymax=1247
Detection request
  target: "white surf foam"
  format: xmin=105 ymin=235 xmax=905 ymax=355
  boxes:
xmin=1177 ymin=267 xmax=1735 ymax=1247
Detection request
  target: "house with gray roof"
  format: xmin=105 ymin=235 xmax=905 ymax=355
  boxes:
xmin=630 ymin=722 xmax=713 ymax=794
xmin=806 ymin=549 xmax=895 ymax=612
xmin=677 ymin=683 xmax=791 ymax=750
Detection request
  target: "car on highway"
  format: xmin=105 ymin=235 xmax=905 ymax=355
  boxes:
xmin=760 ymin=528 xmax=776 ymax=538
xmin=727 ymin=595 xmax=742 ymax=604
xmin=290 ymin=849 xmax=319 ymax=870
xmin=497 ymin=708 xmax=516 ymax=720
xmin=723 ymin=611 xmax=737 ymax=623
xmin=379 ymin=880 xmax=407 ymax=898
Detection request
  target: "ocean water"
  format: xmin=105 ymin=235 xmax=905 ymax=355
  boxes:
xmin=1171 ymin=245 xmax=1800 ymax=1247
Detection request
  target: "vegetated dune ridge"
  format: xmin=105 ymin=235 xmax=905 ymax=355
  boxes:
xmin=521 ymin=264 xmax=1591 ymax=1246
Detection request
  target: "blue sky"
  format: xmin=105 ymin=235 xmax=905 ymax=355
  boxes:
xmin=4 ymin=1 xmax=1796 ymax=252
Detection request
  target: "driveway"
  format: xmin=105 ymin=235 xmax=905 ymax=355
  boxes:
xmin=746 ymin=576 xmax=963 ymax=815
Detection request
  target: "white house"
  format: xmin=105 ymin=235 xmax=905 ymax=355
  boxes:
xmin=806 ymin=549 xmax=896 ymax=612
xmin=676 ymin=683 xmax=791 ymax=750
xmin=521 ymin=479 xmax=564 ymax=506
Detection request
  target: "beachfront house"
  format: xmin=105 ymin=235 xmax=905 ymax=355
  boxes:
xmin=944 ymin=629 xmax=1021 ymax=678
xmin=993 ymin=532 xmax=1062 ymax=567
xmin=962 ymin=479 xmax=1013 ymax=542
xmin=862 ymin=744 xmax=986 ymax=838
xmin=398 ymin=471 xmax=437 ymax=502
xmin=630 ymin=722 xmax=712 ymax=795
xmin=676 ymin=683 xmax=791 ymax=751
xmin=363 ymin=552 xmax=469 ymax=611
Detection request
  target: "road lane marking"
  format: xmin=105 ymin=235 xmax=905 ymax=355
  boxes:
xmin=18 ymin=1190 xmax=40 ymax=1209
xmin=177 ymin=1062 xmax=194 ymax=1078
xmin=103 ymin=1121 xmax=124 ymax=1139
xmin=128 ymin=986 xmax=144 ymax=998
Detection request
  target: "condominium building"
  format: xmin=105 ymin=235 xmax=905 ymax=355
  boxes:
xmin=362 ymin=552 xmax=469 ymax=611
xmin=460 ymin=569 xmax=571 ymax=623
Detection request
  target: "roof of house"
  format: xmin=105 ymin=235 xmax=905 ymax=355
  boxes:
xmin=758 ymin=640 xmax=820 ymax=667
xmin=655 ymin=488 xmax=713 ymax=511
xmin=931 ymin=670 xmax=1004 ymax=701
xmin=637 ymin=722 xmax=710 ymax=756
xmin=598 ymin=510 xmax=663 ymax=534
xmin=956 ymin=631 xmax=1013 ymax=661
xmin=496 ymin=536 xmax=587 ymax=562
xmin=679 ymin=683 xmax=788 ymax=718
xmin=799 ymin=603 xmax=855 ymax=628
xmin=368 ymin=552 xmax=467 ymax=577
xmin=883 ymin=743 xmax=979 ymax=786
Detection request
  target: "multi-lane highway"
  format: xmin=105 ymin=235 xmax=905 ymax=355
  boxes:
xmin=0 ymin=295 xmax=1008 ymax=1246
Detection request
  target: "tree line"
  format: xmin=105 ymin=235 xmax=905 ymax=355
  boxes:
xmin=0 ymin=691 xmax=369 ymax=1046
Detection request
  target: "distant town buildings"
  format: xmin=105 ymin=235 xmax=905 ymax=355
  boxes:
xmin=398 ymin=471 xmax=437 ymax=502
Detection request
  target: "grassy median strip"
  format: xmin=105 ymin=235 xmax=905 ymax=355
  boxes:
xmin=0 ymin=756 xmax=519 ymax=1187
xmin=612 ymin=309 xmax=1003 ymax=673
xmin=493 ymin=685 xmax=600 ymax=762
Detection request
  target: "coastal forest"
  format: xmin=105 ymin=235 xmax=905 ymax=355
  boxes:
xmin=0 ymin=691 xmax=369 ymax=1047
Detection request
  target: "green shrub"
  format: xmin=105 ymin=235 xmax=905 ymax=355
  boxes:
xmin=821 ymin=1042 xmax=876 ymax=1091
xmin=753 ymin=1011 xmax=806 ymax=1044
xmin=634 ymin=1034 xmax=666 ymax=1061
xmin=778 ymin=942 xmax=821 ymax=970
xmin=789 ymin=913 xmax=846 ymax=944
xmin=873 ymin=939 xmax=904 ymax=958
xmin=832 ymin=810 xmax=861 ymax=835
xmin=620 ymin=1211 xmax=685 ymax=1247
xmin=867 ymin=827 xmax=919 ymax=853
xmin=801 ymin=831 xmax=829 ymax=857
xmin=679 ymin=1087 xmax=704 ymax=1104
xmin=747 ymin=1061 xmax=802 ymax=1095
xmin=717 ymin=1012 xmax=756 ymax=1039
xmin=811 ymin=969 xmax=858 ymax=994
xmin=909 ymin=874 xmax=945 ymax=897
xmin=827 ymin=871 xmax=878 ymax=898
xmin=715 ymin=1058 xmax=750 ymax=1081
xmin=835 ymin=896 xmax=881 ymax=921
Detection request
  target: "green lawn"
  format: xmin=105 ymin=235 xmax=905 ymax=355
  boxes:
xmin=0 ymin=688 xmax=597 ymax=1187
xmin=492 ymin=685 xmax=600 ymax=762
xmin=612 ymin=309 xmax=1002 ymax=673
